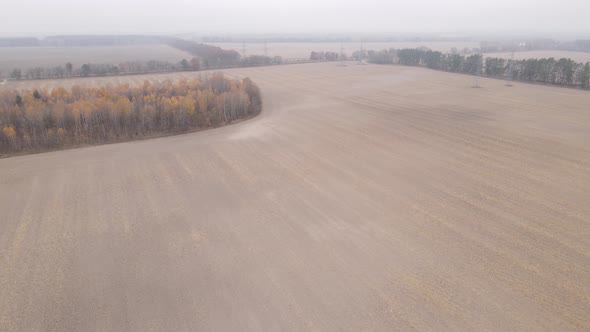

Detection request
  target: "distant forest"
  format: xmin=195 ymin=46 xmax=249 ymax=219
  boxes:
xmin=9 ymin=55 xmax=283 ymax=80
xmin=479 ymin=39 xmax=590 ymax=53
xmin=0 ymin=35 xmax=242 ymax=66
xmin=1 ymin=35 xmax=284 ymax=80
xmin=7 ymin=55 xmax=283 ymax=80
xmin=8 ymin=59 xmax=202 ymax=80
xmin=0 ymin=74 xmax=262 ymax=153
xmin=352 ymin=48 xmax=590 ymax=89
xmin=199 ymin=36 xmax=471 ymax=43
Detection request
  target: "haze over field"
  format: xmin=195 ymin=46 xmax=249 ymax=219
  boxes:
xmin=1 ymin=0 xmax=590 ymax=331
xmin=1 ymin=0 xmax=590 ymax=37
xmin=483 ymin=50 xmax=590 ymax=64
xmin=213 ymin=42 xmax=480 ymax=59
xmin=0 ymin=45 xmax=192 ymax=75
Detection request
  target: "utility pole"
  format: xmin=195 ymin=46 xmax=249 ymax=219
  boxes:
xmin=472 ymin=54 xmax=481 ymax=88
xmin=358 ymin=40 xmax=364 ymax=64
xmin=339 ymin=42 xmax=345 ymax=66
xmin=505 ymin=49 xmax=515 ymax=86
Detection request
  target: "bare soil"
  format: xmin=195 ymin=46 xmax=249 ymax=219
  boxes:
xmin=1 ymin=63 xmax=590 ymax=331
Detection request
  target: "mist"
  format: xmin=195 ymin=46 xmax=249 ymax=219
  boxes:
xmin=2 ymin=0 xmax=589 ymax=38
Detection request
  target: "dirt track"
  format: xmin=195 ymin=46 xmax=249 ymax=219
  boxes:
xmin=1 ymin=63 xmax=590 ymax=331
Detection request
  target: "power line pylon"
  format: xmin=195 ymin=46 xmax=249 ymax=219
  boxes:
xmin=505 ymin=49 xmax=515 ymax=86
xmin=339 ymin=42 xmax=345 ymax=66
xmin=472 ymin=53 xmax=481 ymax=88
xmin=358 ymin=40 xmax=364 ymax=64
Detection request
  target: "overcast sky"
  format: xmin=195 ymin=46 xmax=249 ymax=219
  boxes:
xmin=1 ymin=0 xmax=589 ymax=38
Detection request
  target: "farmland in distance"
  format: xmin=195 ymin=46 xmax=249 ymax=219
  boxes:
xmin=484 ymin=50 xmax=590 ymax=63
xmin=212 ymin=41 xmax=480 ymax=58
xmin=0 ymin=44 xmax=193 ymax=76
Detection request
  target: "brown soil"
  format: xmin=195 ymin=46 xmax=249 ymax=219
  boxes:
xmin=1 ymin=63 xmax=589 ymax=331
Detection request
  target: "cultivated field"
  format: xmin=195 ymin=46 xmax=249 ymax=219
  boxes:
xmin=1 ymin=63 xmax=590 ymax=331
xmin=213 ymin=41 xmax=479 ymax=58
xmin=0 ymin=44 xmax=193 ymax=76
xmin=484 ymin=50 xmax=590 ymax=63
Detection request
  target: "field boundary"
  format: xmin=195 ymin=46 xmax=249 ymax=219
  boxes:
xmin=0 ymin=111 xmax=261 ymax=159
xmin=1 ymin=59 xmax=336 ymax=85
xmin=371 ymin=63 xmax=590 ymax=91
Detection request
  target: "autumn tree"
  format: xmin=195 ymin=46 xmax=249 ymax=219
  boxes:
xmin=80 ymin=64 xmax=91 ymax=77
xmin=11 ymin=69 xmax=22 ymax=80
xmin=180 ymin=59 xmax=191 ymax=71
xmin=1 ymin=126 xmax=17 ymax=149
xmin=190 ymin=58 xmax=200 ymax=70
xmin=0 ymin=74 xmax=262 ymax=153
xmin=66 ymin=62 xmax=73 ymax=76
xmin=577 ymin=62 xmax=590 ymax=89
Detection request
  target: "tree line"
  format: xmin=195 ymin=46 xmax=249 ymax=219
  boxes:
xmin=310 ymin=51 xmax=342 ymax=61
xmin=0 ymin=74 xmax=261 ymax=153
xmin=160 ymin=37 xmax=242 ymax=68
xmin=0 ymin=35 xmax=245 ymax=69
xmin=363 ymin=48 xmax=590 ymax=89
xmin=480 ymin=39 xmax=590 ymax=53
xmin=2 ymin=37 xmax=286 ymax=80
xmin=8 ymin=59 xmax=202 ymax=80
xmin=7 ymin=54 xmax=286 ymax=81
xmin=485 ymin=57 xmax=589 ymax=87
xmin=240 ymin=55 xmax=283 ymax=66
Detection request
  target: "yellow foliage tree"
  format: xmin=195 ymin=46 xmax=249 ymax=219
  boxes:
xmin=114 ymin=97 xmax=131 ymax=114
xmin=2 ymin=126 xmax=16 ymax=138
xmin=0 ymin=76 xmax=261 ymax=153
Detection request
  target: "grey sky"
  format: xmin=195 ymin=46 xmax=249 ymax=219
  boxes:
xmin=1 ymin=0 xmax=589 ymax=37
